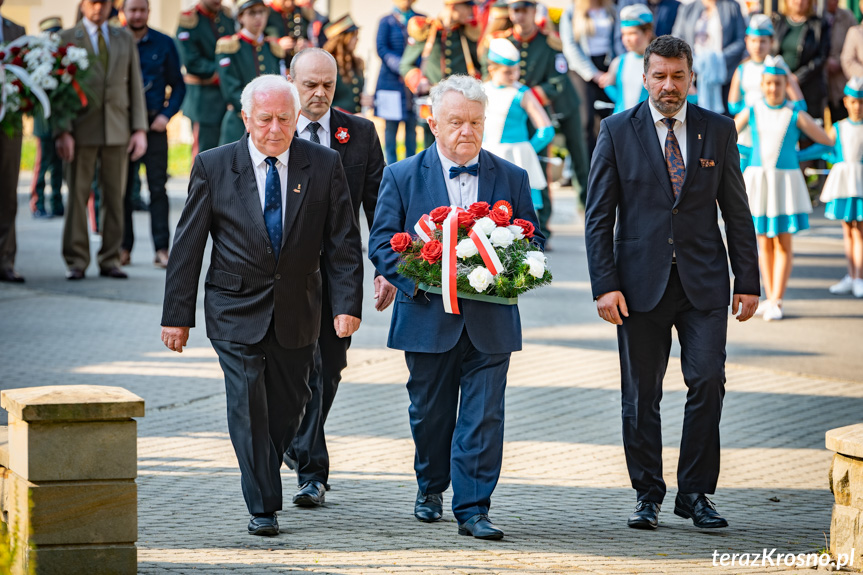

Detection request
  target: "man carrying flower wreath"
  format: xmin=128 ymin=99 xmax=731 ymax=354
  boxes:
xmin=368 ymin=74 xmax=544 ymax=541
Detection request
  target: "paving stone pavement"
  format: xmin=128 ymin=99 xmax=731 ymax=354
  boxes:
xmin=2 ymin=177 xmax=862 ymax=574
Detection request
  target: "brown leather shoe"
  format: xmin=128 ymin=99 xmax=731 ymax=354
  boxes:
xmin=154 ymin=249 xmax=169 ymax=269
xmin=66 ymin=268 xmax=85 ymax=280
xmin=99 ymin=267 xmax=128 ymax=279
xmin=119 ymin=249 xmax=131 ymax=266
xmin=0 ymin=268 xmax=25 ymax=283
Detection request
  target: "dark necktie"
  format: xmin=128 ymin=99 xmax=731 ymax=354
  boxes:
xmin=263 ymin=157 xmax=283 ymax=260
xmin=307 ymin=121 xmax=321 ymax=144
xmin=662 ymin=117 xmax=684 ymax=198
xmin=97 ymin=28 xmax=109 ymax=70
xmin=449 ymin=164 xmax=479 ymax=179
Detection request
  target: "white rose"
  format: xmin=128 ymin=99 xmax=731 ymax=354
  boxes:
xmin=455 ymin=238 xmax=478 ymax=259
xmin=468 ymin=266 xmax=494 ymax=292
xmin=489 ymin=226 xmax=515 ymax=248
xmin=507 ymin=225 xmax=525 ymax=240
xmin=524 ymin=251 xmax=547 ymax=278
xmin=474 ymin=217 xmax=496 ymax=236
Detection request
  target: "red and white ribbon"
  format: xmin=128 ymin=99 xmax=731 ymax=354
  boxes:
xmin=414 ymin=214 xmax=435 ymax=242
xmin=468 ymin=227 xmax=504 ymax=276
xmin=441 ymin=207 xmax=460 ymax=315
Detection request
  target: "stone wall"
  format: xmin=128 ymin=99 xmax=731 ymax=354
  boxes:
xmin=827 ymin=424 xmax=863 ymax=572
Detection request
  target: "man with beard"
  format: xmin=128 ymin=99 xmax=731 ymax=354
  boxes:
xmin=584 ymin=36 xmax=760 ymax=531
xmin=120 ymin=0 xmax=186 ymax=269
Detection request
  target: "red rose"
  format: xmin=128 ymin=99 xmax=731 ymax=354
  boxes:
xmin=420 ymin=240 xmax=443 ymax=265
xmin=57 ymin=46 xmax=68 ymax=57
xmin=457 ymin=210 xmax=475 ymax=228
xmin=10 ymin=47 xmax=20 ymax=56
xmin=67 ymin=63 xmax=77 ymax=75
xmin=390 ymin=232 xmax=413 ymax=253
xmin=468 ymin=201 xmax=490 ymax=219
xmin=489 ymin=207 xmax=511 ymax=226
xmin=11 ymin=56 xmax=24 ymax=67
xmin=513 ymin=218 xmax=535 ymax=238
xmin=429 ymin=206 xmax=451 ymax=224
xmin=0 ymin=51 xmax=5 ymax=61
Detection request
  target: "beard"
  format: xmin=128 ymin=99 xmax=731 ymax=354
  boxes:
xmin=651 ymin=90 xmax=686 ymax=115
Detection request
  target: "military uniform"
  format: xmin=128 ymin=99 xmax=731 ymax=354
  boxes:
xmin=216 ymin=33 xmax=285 ymax=144
xmin=265 ymin=3 xmax=327 ymax=62
xmin=399 ymin=15 xmax=481 ymax=91
xmin=332 ymin=71 xmax=364 ymax=114
xmin=176 ymin=3 xmax=235 ymax=154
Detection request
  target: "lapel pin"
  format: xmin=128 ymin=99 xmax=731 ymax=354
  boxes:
xmin=698 ymin=133 xmax=702 ymax=140
xmin=293 ymin=183 xmax=301 ymax=194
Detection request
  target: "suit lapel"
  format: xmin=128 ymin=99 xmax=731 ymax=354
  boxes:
xmin=632 ymin=100 xmax=675 ymax=203
xmin=679 ymin=103 xmax=705 ymax=205
xmin=75 ymin=22 xmax=95 ymax=57
xmin=106 ymin=26 xmax=121 ymax=77
xmin=477 ymin=149 xmax=495 ymax=204
xmin=421 ymin=144 xmax=451 ymax=208
xmin=232 ymin=135 xmax=271 ymax=244
xmin=328 ymin=108 xmax=348 ymax=162
xmin=282 ymin=138 xmax=311 ymax=248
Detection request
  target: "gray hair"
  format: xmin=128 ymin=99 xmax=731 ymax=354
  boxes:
xmin=240 ymin=74 xmax=300 ymax=115
xmin=289 ymin=48 xmax=337 ymax=79
xmin=429 ymin=75 xmax=488 ymax=118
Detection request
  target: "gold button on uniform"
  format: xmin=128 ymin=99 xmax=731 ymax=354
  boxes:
xmin=259 ymin=64 xmax=266 ymax=72
xmin=352 ymin=87 xmax=359 ymax=93
xmin=258 ymin=54 xmax=265 ymax=61
xmin=521 ymin=51 xmax=528 ymax=58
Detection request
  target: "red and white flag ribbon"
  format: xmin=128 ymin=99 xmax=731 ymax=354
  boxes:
xmin=414 ymin=214 xmax=435 ymax=242
xmin=468 ymin=227 xmax=504 ymax=276
xmin=441 ymin=207 xmax=460 ymax=315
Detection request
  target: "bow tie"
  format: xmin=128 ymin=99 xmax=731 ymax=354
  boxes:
xmin=449 ymin=164 xmax=479 ymax=179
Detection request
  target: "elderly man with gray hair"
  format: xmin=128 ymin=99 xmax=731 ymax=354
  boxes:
xmin=369 ymin=74 xmax=544 ymax=540
xmin=161 ymin=74 xmax=363 ymax=536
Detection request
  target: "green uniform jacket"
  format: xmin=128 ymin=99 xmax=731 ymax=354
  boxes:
xmin=399 ymin=19 xmax=480 ymax=89
xmin=332 ymin=69 xmax=364 ymax=114
xmin=176 ymin=4 xmax=234 ymax=125
xmin=216 ymin=35 xmax=285 ymax=145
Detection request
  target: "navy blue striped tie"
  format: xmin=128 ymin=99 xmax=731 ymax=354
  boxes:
xmin=264 ymin=157 xmax=282 ymax=260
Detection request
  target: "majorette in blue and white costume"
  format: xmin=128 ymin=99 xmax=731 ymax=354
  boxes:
xmin=482 ymin=38 xmax=553 ymax=195
xmin=820 ymin=78 xmax=863 ymax=222
xmin=604 ymin=4 xmax=650 ymax=114
xmin=743 ymin=56 xmax=812 ymax=237
xmin=728 ymin=15 xmax=772 ymax=167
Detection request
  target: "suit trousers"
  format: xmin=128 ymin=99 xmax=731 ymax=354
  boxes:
xmin=288 ymin=272 xmax=351 ymax=486
xmin=404 ymin=329 xmax=511 ymax=523
xmin=63 ymin=145 xmax=129 ymax=271
xmin=123 ymin=128 xmax=170 ymax=253
xmin=211 ymin=325 xmax=315 ymax=515
xmin=617 ymin=265 xmax=727 ymax=503
xmin=30 ymin=135 xmax=65 ymax=214
xmin=0 ymin=133 xmax=23 ymax=270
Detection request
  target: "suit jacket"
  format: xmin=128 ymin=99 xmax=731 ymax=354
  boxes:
xmin=57 ymin=22 xmax=148 ymax=146
xmin=584 ymin=101 xmax=759 ymax=312
xmin=368 ymin=145 xmax=544 ymax=355
xmin=1 ymin=16 xmax=25 ymax=43
xmin=161 ymin=134 xmax=364 ymax=349
xmin=327 ymin=108 xmax=385 ymax=229
xmin=672 ymin=0 xmax=746 ymax=84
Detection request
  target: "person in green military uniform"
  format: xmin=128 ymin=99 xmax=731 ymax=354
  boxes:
xmin=483 ymin=0 xmax=589 ymax=239
xmin=400 ymin=0 xmax=481 ymax=148
xmin=322 ymin=15 xmax=371 ymax=114
xmin=216 ymin=0 xmax=286 ymax=145
xmin=176 ymin=0 xmax=234 ymax=157
xmin=264 ymin=0 xmax=328 ymax=66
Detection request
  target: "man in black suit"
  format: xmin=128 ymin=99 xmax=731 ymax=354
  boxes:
xmin=161 ymin=74 xmax=364 ymax=536
xmin=0 ymin=5 xmax=26 ymax=283
xmin=584 ymin=36 xmax=760 ymax=531
xmin=283 ymin=48 xmax=393 ymax=507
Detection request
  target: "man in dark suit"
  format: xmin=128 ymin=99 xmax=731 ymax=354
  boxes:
xmin=0 ymin=5 xmax=26 ymax=283
xmin=160 ymin=74 xmax=364 ymax=536
xmin=282 ymin=48 xmax=391 ymax=507
xmin=584 ymin=36 xmax=760 ymax=531
xmin=369 ymin=75 xmax=544 ymax=540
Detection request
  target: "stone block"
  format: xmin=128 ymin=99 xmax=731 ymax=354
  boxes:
xmin=0 ymin=425 xmax=8 ymax=469
xmin=827 ymin=424 xmax=863 ymax=459
xmin=6 ymin=473 xmax=137 ymax=546
xmin=16 ymin=544 xmax=136 ymax=575
xmin=831 ymin=504 xmax=863 ymax=571
xmin=0 ymin=386 xmax=144 ymax=423
xmin=8 ymin=419 xmax=136 ymax=481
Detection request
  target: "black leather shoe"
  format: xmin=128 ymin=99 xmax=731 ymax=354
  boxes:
xmin=99 ymin=267 xmax=128 ymax=279
xmin=627 ymin=500 xmax=661 ymax=530
xmin=248 ymin=513 xmax=279 ymax=536
xmin=0 ymin=268 xmax=25 ymax=283
xmin=65 ymin=268 xmax=85 ymax=280
xmin=293 ymin=480 xmax=325 ymax=507
xmin=414 ymin=490 xmax=443 ymax=522
xmin=458 ymin=514 xmax=504 ymax=540
xmin=674 ymin=493 xmax=728 ymax=528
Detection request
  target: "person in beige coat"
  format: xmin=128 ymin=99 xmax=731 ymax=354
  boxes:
xmin=56 ymin=0 xmax=148 ymax=280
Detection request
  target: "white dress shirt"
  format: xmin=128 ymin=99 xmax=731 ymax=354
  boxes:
xmin=82 ymin=17 xmax=110 ymax=55
xmin=436 ymin=145 xmax=480 ymax=209
xmin=297 ymin=109 xmax=331 ymax=148
xmin=247 ymin=138 xmax=289 ymax=212
xmin=649 ymin=99 xmax=688 ymax=168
